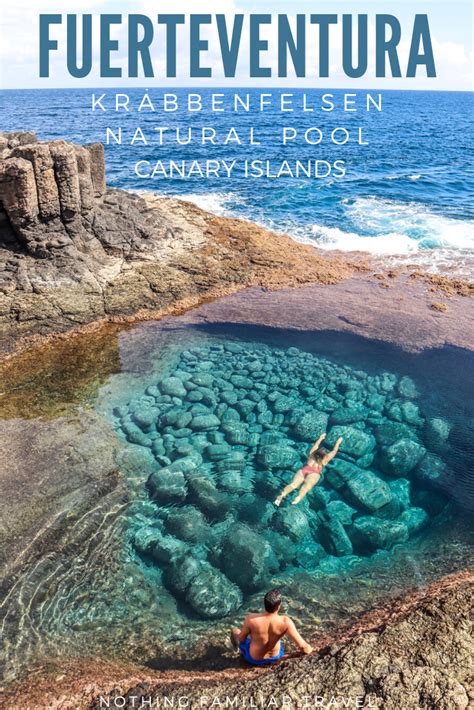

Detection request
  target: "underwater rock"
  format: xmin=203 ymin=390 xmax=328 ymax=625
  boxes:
xmin=398 ymin=376 xmax=419 ymax=399
xmin=218 ymin=469 xmax=253 ymax=494
xmin=401 ymin=401 xmax=424 ymax=427
xmin=221 ymin=523 xmax=278 ymax=590
xmin=253 ymin=471 xmax=284 ymax=499
xmin=414 ymin=452 xmax=447 ymax=489
xmin=133 ymin=527 xmax=164 ymax=555
xmin=330 ymin=403 xmax=367 ymax=425
xmin=319 ymin=518 xmax=353 ymax=557
xmin=291 ymin=411 xmax=329 ymax=441
xmin=116 ymin=445 xmax=157 ymax=476
xmin=326 ymin=426 xmax=376 ymax=458
xmin=204 ymin=443 xmax=232 ymax=461
xmin=185 ymin=562 xmax=243 ymax=619
xmin=190 ymin=413 xmax=221 ymax=431
xmin=273 ymin=506 xmax=310 ymax=542
xmin=374 ymin=421 xmax=418 ymax=447
xmin=324 ymin=500 xmax=357 ymax=526
xmin=308 ymin=486 xmax=332 ymax=511
xmin=187 ymin=474 xmax=232 ymax=520
xmin=147 ymin=468 xmax=188 ymax=503
xmin=350 ymin=516 xmax=409 ymax=550
xmin=164 ymin=506 xmax=210 ymax=544
xmin=366 ymin=393 xmax=386 ymax=412
xmin=237 ymin=493 xmax=274 ymax=527
xmin=149 ymin=531 xmax=187 ymax=564
xmin=324 ymin=459 xmax=362 ymax=490
xmin=424 ymin=417 xmax=452 ymax=450
xmin=168 ymin=453 xmax=203 ymax=472
xmin=163 ymin=555 xmax=242 ymax=618
xmin=343 ymin=471 xmax=393 ymax=512
xmin=256 ymin=444 xmax=299 ymax=469
xmin=380 ymin=439 xmax=426 ymax=476
xmin=263 ymin=531 xmax=297 ymax=568
xmin=411 ymin=488 xmax=448 ymax=516
xmin=121 ymin=421 xmax=152 ymax=447
xmin=387 ymin=478 xmax=411 ymax=510
xmin=399 ymin=506 xmax=429 ymax=535
xmin=295 ymin=541 xmax=327 ymax=569
xmin=215 ymin=451 xmax=246 ymax=472
xmin=160 ymin=377 xmax=188 ymax=398
xmin=223 ymin=423 xmax=249 ymax=446
xmin=130 ymin=403 xmax=159 ymax=432
xmin=163 ymin=555 xmax=202 ymax=596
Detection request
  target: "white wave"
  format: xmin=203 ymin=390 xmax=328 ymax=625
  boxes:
xmin=170 ymin=191 xmax=244 ymax=217
xmin=312 ymin=225 xmax=422 ymax=255
xmin=347 ymin=197 xmax=474 ymax=251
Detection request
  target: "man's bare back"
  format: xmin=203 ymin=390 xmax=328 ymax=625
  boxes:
xmin=232 ymin=589 xmax=313 ymax=665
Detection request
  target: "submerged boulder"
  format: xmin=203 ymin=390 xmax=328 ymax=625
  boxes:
xmin=398 ymin=376 xmax=419 ymax=399
xmin=424 ymin=417 xmax=452 ymax=450
xmin=295 ymin=541 xmax=327 ymax=569
xmin=319 ymin=518 xmax=353 ymax=557
xmin=399 ymin=507 xmax=429 ymax=535
xmin=374 ymin=421 xmax=418 ymax=447
xmin=256 ymin=444 xmax=299 ymax=470
xmin=387 ymin=478 xmax=411 ymax=510
xmin=330 ymin=403 xmax=367 ymax=425
xmin=273 ymin=506 xmax=310 ymax=542
xmin=190 ymin=414 xmax=221 ymax=431
xmin=186 ymin=474 xmax=232 ymax=520
xmin=164 ymin=556 xmax=242 ymax=618
xmin=185 ymin=563 xmax=243 ymax=619
xmin=164 ymin=506 xmax=210 ymax=544
xmin=220 ymin=523 xmax=278 ymax=591
xmin=326 ymin=426 xmax=376 ymax=458
xmin=324 ymin=459 xmax=363 ymax=490
xmin=147 ymin=468 xmax=188 ymax=503
xmin=343 ymin=471 xmax=393 ymax=512
xmin=291 ymin=411 xmax=329 ymax=441
xmin=350 ymin=516 xmax=409 ymax=550
xmin=414 ymin=453 xmax=448 ymax=488
xmin=160 ymin=377 xmax=187 ymax=398
xmin=380 ymin=439 xmax=426 ymax=476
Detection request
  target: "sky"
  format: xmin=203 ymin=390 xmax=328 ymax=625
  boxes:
xmin=0 ymin=0 xmax=472 ymax=90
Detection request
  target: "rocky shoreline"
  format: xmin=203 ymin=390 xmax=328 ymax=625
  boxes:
xmin=1 ymin=131 xmax=471 ymax=361
xmin=0 ymin=132 xmax=473 ymax=709
xmin=0 ymin=130 xmax=359 ymax=359
xmin=1 ymin=569 xmax=472 ymax=709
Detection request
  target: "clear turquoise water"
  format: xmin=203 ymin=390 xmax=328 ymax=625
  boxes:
xmin=96 ymin=322 xmax=473 ymax=652
xmin=1 ymin=321 xmax=473 ymax=681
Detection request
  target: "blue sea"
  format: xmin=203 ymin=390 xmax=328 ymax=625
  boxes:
xmin=1 ymin=88 xmax=473 ymax=275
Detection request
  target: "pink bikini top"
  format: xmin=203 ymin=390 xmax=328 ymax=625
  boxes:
xmin=301 ymin=463 xmax=322 ymax=477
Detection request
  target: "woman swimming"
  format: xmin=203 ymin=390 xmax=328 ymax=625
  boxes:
xmin=274 ymin=433 xmax=343 ymax=506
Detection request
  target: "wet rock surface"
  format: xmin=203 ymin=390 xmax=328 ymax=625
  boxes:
xmin=2 ymin=570 xmax=471 ymax=710
xmin=111 ymin=340 xmax=458 ymax=621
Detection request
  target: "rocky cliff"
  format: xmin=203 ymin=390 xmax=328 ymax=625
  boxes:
xmin=0 ymin=131 xmax=353 ymax=356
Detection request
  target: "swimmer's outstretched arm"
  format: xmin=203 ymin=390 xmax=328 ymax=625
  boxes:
xmin=309 ymin=433 xmax=326 ymax=456
xmin=321 ymin=436 xmax=344 ymax=466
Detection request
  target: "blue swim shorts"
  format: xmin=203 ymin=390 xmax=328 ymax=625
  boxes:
xmin=239 ymin=638 xmax=284 ymax=666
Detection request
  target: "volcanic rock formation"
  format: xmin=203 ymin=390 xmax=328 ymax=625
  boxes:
xmin=0 ymin=131 xmax=353 ymax=355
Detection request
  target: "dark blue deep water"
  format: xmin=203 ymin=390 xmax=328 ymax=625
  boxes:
xmin=1 ymin=88 xmax=473 ymax=273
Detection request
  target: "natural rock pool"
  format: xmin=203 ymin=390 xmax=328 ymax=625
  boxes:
xmin=1 ymin=318 xmax=473 ymax=681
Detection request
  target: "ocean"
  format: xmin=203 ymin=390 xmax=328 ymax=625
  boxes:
xmin=1 ymin=88 xmax=473 ymax=274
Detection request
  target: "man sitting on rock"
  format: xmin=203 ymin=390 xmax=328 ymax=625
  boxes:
xmin=231 ymin=589 xmax=313 ymax=665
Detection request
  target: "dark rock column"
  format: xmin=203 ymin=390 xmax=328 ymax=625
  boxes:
xmin=11 ymin=144 xmax=61 ymax=222
xmin=85 ymin=143 xmax=106 ymax=199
